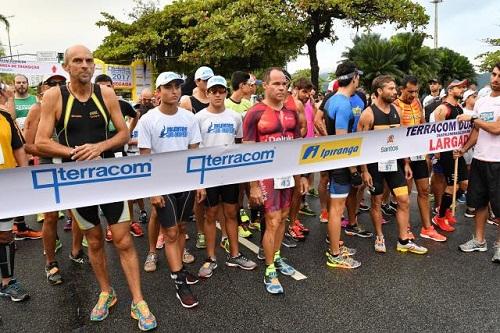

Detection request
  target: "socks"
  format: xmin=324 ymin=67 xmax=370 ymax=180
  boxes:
xmin=265 ymin=263 xmax=276 ymax=275
xmin=273 ymin=250 xmax=281 ymax=262
xmin=398 ymin=238 xmax=409 ymax=245
xmin=439 ymin=193 xmax=452 ymax=217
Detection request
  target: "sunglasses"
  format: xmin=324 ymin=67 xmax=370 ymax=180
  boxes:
xmin=208 ymin=87 xmax=227 ymax=95
xmin=46 ymin=80 xmax=65 ymax=87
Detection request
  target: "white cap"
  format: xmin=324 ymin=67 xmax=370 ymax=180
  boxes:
xmin=194 ymin=66 xmax=214 ymax=80
xmin=207 ymin=75 xmax=227 ymax=90
xmin=155 ymin=72 xmax=184 ymax=88
xmin=463 ymin=89 xmax=477 ymax=102
xmin=42 ymin=73 xmax=67 ymax=84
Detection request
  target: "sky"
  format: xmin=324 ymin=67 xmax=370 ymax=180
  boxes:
xmin=1 ymin=0 xmax=499 ymax=74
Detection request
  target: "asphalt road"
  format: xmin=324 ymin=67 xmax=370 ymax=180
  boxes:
xmin=1 ymin=191 xmax=499 ymax=333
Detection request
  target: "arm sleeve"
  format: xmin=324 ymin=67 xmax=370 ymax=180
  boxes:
xmin=136 ymin=118 xmax=151 ymax=149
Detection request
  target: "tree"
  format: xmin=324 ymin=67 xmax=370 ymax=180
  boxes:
xmin=0 ymin=14 xmax=10 ymax=58
xmin=434 ymin=47 xmax=476 ymax=85
xmin=294 ymin=0 xmax=429 ymax=88
xmin=476 ymin=37 xmax=500 ymax=73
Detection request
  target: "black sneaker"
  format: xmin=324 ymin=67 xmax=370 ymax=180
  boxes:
xmin=257 ymin=247 xmax=265 ymax=260
xmin=464 ymin=208 xmax=476 ymax=218
xmin=174 ymin=273 xmax=199 ymax=308
xmin=381 ymin=204 xmax=396 ymax=216
xmin=183 ymin=269 xmax=199 ymax=285
xmin=282 ymin=233 xmax=298 ymax=248
xmin=0 ymin=279 xmax=29 ymax=302
xmin=45 ymin=261 xmax=63 ymax=285
xmin=345 ymin=224 xmax=373 ymax=238
xmin=358 ymin=202 xmax=370 ymax=212
xmin=140 ymin=211 xmax=148 ymax=224
xmin=69 ymin=250 xmax=89 ymax=264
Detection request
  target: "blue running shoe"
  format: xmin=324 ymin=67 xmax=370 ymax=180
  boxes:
xmin=264 ymin=271 xmax=283 ymax=294
xmin=274 ymin=257 xmax=295 ymax=276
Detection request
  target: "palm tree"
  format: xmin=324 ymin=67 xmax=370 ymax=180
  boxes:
xmin=0 ymin=14 xmax=11 ymax=58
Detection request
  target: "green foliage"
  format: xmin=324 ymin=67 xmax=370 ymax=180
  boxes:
xmin=476 ymin=37 xmax=500 ymax=73
xmin=434 ymin=47 xmax=476 ymax=86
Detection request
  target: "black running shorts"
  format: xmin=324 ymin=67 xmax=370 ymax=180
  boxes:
xmin=439 ymin=152 xmax=468 ymax=186
xmin=409 ymin=159 xmax=430 ymax=180
xmin=205 ymin=184 xmax=239 ymax=207
xmin=156 ymin=191 xmax=194 ymax=228
xmin=466 ymin=159 xmax=500 ymax=217
xmin=367 ymin=162 xmax=408 ymax=197
xmin=72 ymin=202 xmax=129 ymax=231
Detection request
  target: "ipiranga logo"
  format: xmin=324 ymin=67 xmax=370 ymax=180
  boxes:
xmin=187 ymin=149 xmax=275 ymax=184
xmin=32 ymin=162 xmax=152 ymax=204
xmin=299 ymin=138 xmax=362 ymax=164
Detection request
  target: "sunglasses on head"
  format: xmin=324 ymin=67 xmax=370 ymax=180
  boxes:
xmin=46 ymin=80 xmax=65 ymax=87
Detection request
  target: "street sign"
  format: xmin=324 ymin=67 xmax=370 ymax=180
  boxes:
xmin=36 ymin=51 xmax=58 ymax=62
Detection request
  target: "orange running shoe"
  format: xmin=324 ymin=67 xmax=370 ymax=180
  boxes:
xmin=293 ymin=219 xmax=309 ymax=234
xmin=445 ymin=209 xmax=457 ymax=225
xmin=288 ymin=225 xmax=305 ymax=241
xmin=14 ymin=227 xmax=42 ymax=240
xmin=432 ymin=215 xmax=455 ymax=232
xmin=420 ymin=226 xmax=447 ymax=242
xmin=319 ymin=209 xmax=328 ymax=223
xmin=130 ymin=222 xmax=144 ymax=237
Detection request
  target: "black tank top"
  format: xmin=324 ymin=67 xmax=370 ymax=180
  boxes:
xmin=441 ymin=101 xmax=463 ymax=120
xmin=190 ymin=96 xmax=209 ymax=113
xmin=370 ymin=103 xmax=400 ymax=130
xmin=56 ymin=84 xmax=113 ymax=161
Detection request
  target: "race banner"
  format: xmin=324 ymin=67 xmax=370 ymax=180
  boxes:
xmin=0 ymin=120 xmax=472 ymax=219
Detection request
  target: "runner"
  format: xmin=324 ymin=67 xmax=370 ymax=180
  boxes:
xmin=457 ymin=63 xmax=500 ymax=261
xmin=35 ymin=45 xmax=156 ymax=330
xmin=194 ymin=75 xmax=257 ymax=278
xmin=394 ymin=75 xmax=446 ymax=242
xmin=93 ymin=74 xmax=144 ymax=241
xmin=357 ymin=75 xmax=427 ymax=255
xmin=23 ymin=73 xmax=88 ymax=285
xmin=431 ymin=79 xmax=469 ymax=232
xmin=137 ymin=71 xmax=205 ymax=308
xmin=0 ymin=83 xmax=30 ymax=302
xmin=243 ymin=67 xmax=309 ymax=294
xmin=323 ymin=61 xmax=365 ymax=269
xmin=179 ymin=66 xmax=214 ymax=250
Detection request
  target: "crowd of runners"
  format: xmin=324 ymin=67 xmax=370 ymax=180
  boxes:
xmin=0 ymin=44 xmax=498 ymax=331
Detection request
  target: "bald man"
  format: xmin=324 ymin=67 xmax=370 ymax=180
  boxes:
xmin=35 ymin=45 xmax=157 ymax=331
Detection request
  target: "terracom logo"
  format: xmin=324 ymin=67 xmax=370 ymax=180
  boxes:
xmin=299 ymin=138 xmax=362 ymax=164
xmin=187 ymin=149 xmax=275 ymax=184
xmin=32 ymin=162 xmax=152 ymax=204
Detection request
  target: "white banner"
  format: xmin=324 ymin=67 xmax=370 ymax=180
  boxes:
xmin=0 ymin=120 xmax=472 ymax=219
xmin=0 ymin=60 xmax=65 ymax=86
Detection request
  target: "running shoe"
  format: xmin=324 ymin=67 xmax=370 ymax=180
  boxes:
xmin=183 ymin=248 xmax=195 ymax=264
xmin=288 ymin=225 xmax=305 ymax=241
xmin=0 ymin=279 xmax=29 ymax=302
xmin=396 ymin=241 xmax=428 ymax=255
xmin=174 ymin=273 xmax=199 ymax=308
xmin=144 ymin=252 xmax=158 ymax=272
xmin=381 ymin=204 xmax=396 ymax=216
xmin=264 ymin=270 xmax=283 ymax=294
xmin=319 ymin=209 xmax=328 ymax=223
xmin=238 ymin=225 xmax=253 ymax=238
xmin=487 ymin=215 xmax=498 ymax=226
xmin=14 ymin=227 xmax=42 ymax=240
xmin=58 ymin=211 xmax=65 ymax=219
xmin=196 ymin=233 xmax=206 ymax=249
xmin=240 ymin=209 xmax=250 ymax=223
xmin=183 ymin=269 xmax=200 ymax=285
xmin=156 ymin=233 xmax=165 ymax=249
xmin=358 ymin=201 xmax=370 ymax=212
xmin=464 ymin=208 xmax=476 ymax=218
xmin=292 ymin=219 xmax=309 ymax=234
xmin=130 ymin=300 xmax=157 ymax=331
xmin=381 ymin=217 xmax=389 ymax=225
xmin=459 ymin=237 xmax=488 ymax=252
xmin=257 ymin=247 xmax=265 ymax=260
xmin=274 ymin=257 xmax=295 ymax=276
xmin=492 ymin=243 xmax=500 ymax=263
xmin=389 ymin=201 xmax=398 ymax=211
xmin=374 ymin=236 xmax=386 ymax=253
xmin=432 ymin=215 xmax=455 ymax=232
xmin=345 ymin=224 xmax=373 ymax=238
xmin=90 ymin=288 xmax=117 ymax=321
xmin=226 ymin=253 xmax=257 ymax=270
xmin=130 ymin=222 xmax=144 ymax=237
xmin=64 ymin=217 xmax=72 ymax=231
xmin=308 ymin=188 xmax=319 ymax=197
xmin=419 ymin=226 xmax=447 ymax=242
xmin=248 ymin=221 xmax=261 ymax=231
xmin=45 ymin=261 xmax=63 ymax=285
xmin=445 ymin=209 xmax=457 ymax=225
xmin=105 ymin=226 xmax=113 ymax=242
xmin=43 ymin=239 xmax=62 ymax=255
xmin=198 ymin=258 xmax=217 ymax=278
xmin=325 ymin=250 xmax=361 ymax=269
xmin=299 ymin=204 xmax=316 ymax=216
xmin=69 ymin=250 xmax=89 ymax=264
xmin=457 ymin=193 xmax=466 ymax=204
xmin=340 ymin=245 xmax=357 ymax=256
xmin=220 ymin=238 xmax=230 ymax=254
xmin=139 ymin=210 xmax=148 ymax=224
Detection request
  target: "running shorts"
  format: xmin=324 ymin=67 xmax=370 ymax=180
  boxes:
xmin=439 ymin=152 xmax=468 ymax=186
xmin=466 ymin=159 xmax=500 ymax=217
xmin=156 ymin=191 xmax=195 ymax=228
xmin=259 ymin=178 xmax=293 ymax=213
xmin=328 ymin=168 xmax=351 ymax=199
xmin=205 ymin=184 xmax=239 ymax=207
xmin=72 ymin=202 xmax=129 ymax=231
xmin=367 ymin=162 xmax=408 ymax=197
xmin=410 ymin=160 xmax=430 ymax=180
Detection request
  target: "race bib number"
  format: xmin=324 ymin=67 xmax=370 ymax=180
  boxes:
xmin=378 ymin=160 xmax=397 ymax=172
xmin=274 ymin=175 xmax=295 ymax=189
xmin=15 ymin=117 xmax=27 ymax=130
xmin=52 ymin=157 xmax=62 ymax=164
xmin=479 ymin=111 xmax=494 ymax=122
xmin=410 ymin=155 xmax=426 ymax=161
xmin=0 ymin=144 xmax=4 ymax=165
xmin=114 ymin=152 xmax=123 ymax=158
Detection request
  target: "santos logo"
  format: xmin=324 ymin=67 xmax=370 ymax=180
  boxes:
xmin=299 ymin=138 xmax=362 ymax=164
xmin=187 ymin=149 xmax=275 ymax=184
xmin=32 ymin=162 xmax=152 ymax=204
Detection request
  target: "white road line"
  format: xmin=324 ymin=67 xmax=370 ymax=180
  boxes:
xmin=216 ymin=222 xmax=307 ymax=280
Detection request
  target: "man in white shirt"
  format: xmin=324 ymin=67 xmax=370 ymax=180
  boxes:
xmin=137 ymin=72 xmax=206 ymax=308
xmin=194 ymin=76 xmax=257 ymax=278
